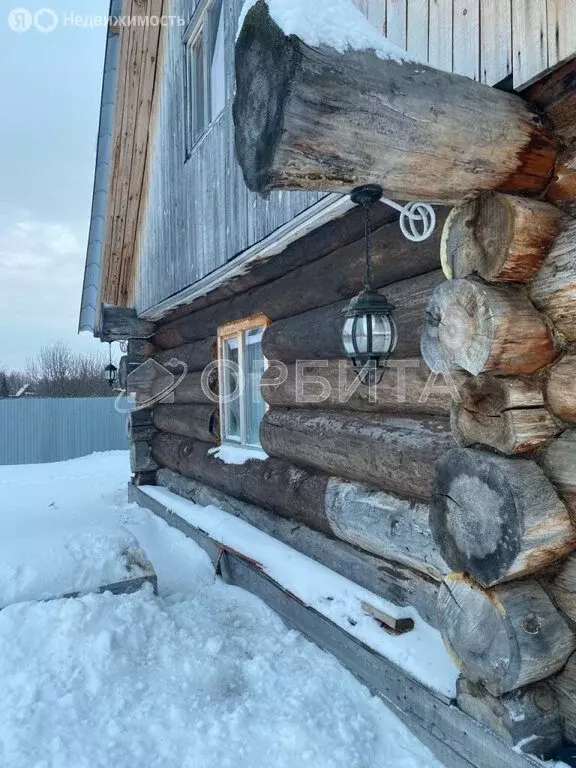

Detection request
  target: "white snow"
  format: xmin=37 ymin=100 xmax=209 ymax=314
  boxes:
xmin=0 ymin=451 xmax=446 ymax=767
xmin=141 ymin=485 xmax=458 ymax=699
xmin=208 ymin=443 xmax=268 ymax=465
xmin=0 ymin=453 xmax=153 ymax=606
xmin=238 ymin=0 xmax=413 ymax=62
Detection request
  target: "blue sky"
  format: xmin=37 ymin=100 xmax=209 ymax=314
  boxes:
xmin=0 ymin=1 xmax=110 ymax=370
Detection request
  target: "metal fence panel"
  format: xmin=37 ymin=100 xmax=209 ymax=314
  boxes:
xmin=0 ymin=398 xmax=129 ymax=465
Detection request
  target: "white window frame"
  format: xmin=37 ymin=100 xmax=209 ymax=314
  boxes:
xmin=183 ymin=0 xmax=226 ymax=158
xmin=217 ymin=315 xmax=269 ymax=449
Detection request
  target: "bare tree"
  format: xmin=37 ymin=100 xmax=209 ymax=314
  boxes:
xmin=0 ymin=373 xmax=9 ymax=399
xmin=25 ymin=341 xmax=112 ymax=397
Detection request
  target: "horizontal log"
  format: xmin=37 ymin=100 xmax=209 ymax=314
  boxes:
xmin=100 ymin=305 xmax=155 ymax=341
xmin=437 ymin=573 xmax=575 ymax=696
xmin=441 ymin=193 xmax=564 ymax=282
xmin=156 ymin=468 xmax=441 ymax=626
xmin=154 ymin=337 xmax=216 ymax=373
xmin=528 ymin=57 xmax=576 ymax=146
xmin=261 ymin=359 xmax=455 ymax=416
xmin=129 ymin=423 xmax=157 ymax=443
xmin=545 ymin=147 xmax=576 ymax=215
xmin=130 ymin=441 xmax=158 ymax=473
xmin=127 ymin=338 xmax=156 ymax=358
xmin=151 ymin=434 xmax=447 ymax=579
xmin=456 ymin=678 xmax=562 ymax=757
xmin=451 ymin=374 xmax=559 ymax=454
xmin=430 ymin=448 xmax=575 ymax=587
xmin=134 ymin=370 xmax=218 ymax=407
xmin=547 ymin=354 xmax=576 ymax=424
xmin=234 ymin=1 xmax=556 ymax=200
xmin=260 ymin=408 xmax=454 ymax=500
xmin=540 ymin=430 xmax=576 ymax=521
xmin=530 ymin=219 xmax=576 ymax=341
xmin=547 ymin=553 xmax=576 ymax=628
xmin=153 ymin=404 xmax=220 ymax=444
xmin=421 ymin=278 xmax=556 ymax=375
xmin=153 ymin=220 xmax=445 ymax=349
xmin=261 ymin=269 xmax=446 ymax=364
xmin=550 ymin=653 xmax=576 ymax=743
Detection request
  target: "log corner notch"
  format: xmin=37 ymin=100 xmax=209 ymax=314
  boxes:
xmin=232 ymin=0 xmax=557 ymax=201
xmin=99 ymin=305 xmax=155 ymax=342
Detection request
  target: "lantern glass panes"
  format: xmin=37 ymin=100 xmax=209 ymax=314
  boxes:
xmin=342 ymin=290 xmax=397 ymax=371
xmin=104 ymin=363 xmax=118 ymax=388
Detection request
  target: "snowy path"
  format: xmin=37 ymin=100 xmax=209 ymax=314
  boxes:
xmin=0 ymin=452 xmax=443 ymax=768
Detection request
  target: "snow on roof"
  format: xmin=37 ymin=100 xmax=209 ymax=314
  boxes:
xmin=238 ymin=0 xmax=413 ymax=62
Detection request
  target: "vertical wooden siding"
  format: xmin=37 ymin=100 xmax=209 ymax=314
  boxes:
xmin=135 ymin=0 xmax=322 ymax=314
xmin=353 ymin=0 xmax=576 ymax=88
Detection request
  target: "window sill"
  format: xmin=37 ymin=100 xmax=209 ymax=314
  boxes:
xmin=208 ymin=444 xmax=268 ymax=466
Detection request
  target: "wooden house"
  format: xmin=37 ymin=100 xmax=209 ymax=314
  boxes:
xmin=80 ymin=1 xmax=576 ymax=765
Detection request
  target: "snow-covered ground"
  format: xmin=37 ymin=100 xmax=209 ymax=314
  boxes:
xmin=0 ymin=452 xmax=443 ymax=768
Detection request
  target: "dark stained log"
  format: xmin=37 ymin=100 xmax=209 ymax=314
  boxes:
xmin=233 ymin=1 xmax=556 ymax=201
xmin=158 ymin=204 xmax=396 ymax=324
xmin=550 ymin=654 xmax=576 ymax=743
xmin=540 ymin=430 xmax=576 ymax=521
xmin=100 ymin=305 xmax=155 ymax=341
xmin=530 ymin=219 xmax=576 ymax=341
xmin=545 ymin=147 xmax=576 ymax=215
xmin=132 ymin=471 xmax=157 ymax=487
xmin=153 ymin=404 xmax=220 ymax=444
xmin=260 ymin=408 xmax=454 ymax=501
xmin=154 ymin=337 xmax=216 ymax=373
xmin=456 ymin=678 xmax=562 ymax=758
xmin=130 ymin=441 xmax=158 ymax=473
xmin=528 ymin=57 xmax=576 ymax=147
xmin=548 ymin=553 xmax=576 ymax=628
xmin=421 ymin=278 xmax=556 ymax=375
xmin=153 ymin=217 xmax=445 ymax=349
xmin=262 ymin=270 xmax=446 ymax=364
xmin=152 ymin=432 xmax=333 ymax=534
xmin=129 ymin=423 xmax=157 ymax=443
xmin=547 ymin=354 xmax=576 ymax=424
xmin=441 ymin=193 xmax=565 ymax=282
xmin=127 ymin=338 xmax=156 ymax=358
xmin=430 ymin=448 xmax=575 ymax=587
xmin=261 ymin=359 xmax=456 ymax=417
xmin=134 ymin=370 xmax=218 ymax=407
xmin=451 ymin=374 xmax=559 ymax=454
xmin=155 ymin=468 xmax=441 ymax=626
xmin=437 ymin=573 xmax=575 ymax=696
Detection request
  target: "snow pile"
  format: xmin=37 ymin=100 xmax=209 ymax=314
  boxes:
xmin=238 ymin=0 xmax=412 ymax=62
xmin=208 ymin=444 xmax=267 ymax=465
xmin=142 ymin=485 xmax=458 ymax=699
xmin=0 ymin=452 xmax=153 ymax=606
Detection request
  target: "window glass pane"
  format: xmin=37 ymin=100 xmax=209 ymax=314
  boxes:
xmin=244 ymin=328 xmax=266 ymax=446
xmin=223 ymin=338 xmax=241 ymax=441
xmin=209 ymin=0 xmax=226 ymax=120
xmin=192 ymin=34 xmax=205 ymax=140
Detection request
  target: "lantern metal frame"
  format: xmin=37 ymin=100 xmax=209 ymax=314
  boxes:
xmin=104 ymin=342 xmax=118 ymax=389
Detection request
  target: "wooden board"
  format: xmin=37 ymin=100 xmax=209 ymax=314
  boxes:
xmin=453 ymin=0 xmax=480 ymax=80
xmin=480 ymin=0 xmax=512 ymax=85
xmin=131 ymin=484 xmax=546 ymax=768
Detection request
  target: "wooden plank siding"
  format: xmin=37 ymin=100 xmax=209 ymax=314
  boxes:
xmin=126 ymin=0 xmax=576 ymax=317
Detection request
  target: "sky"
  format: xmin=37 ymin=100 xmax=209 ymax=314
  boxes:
xmin=0 ymin=0 xmax=110 ymax=370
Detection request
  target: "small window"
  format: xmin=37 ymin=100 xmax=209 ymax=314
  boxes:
xmin=184 ymin=0 xmax=226 ymax=153
xmin=218 ymin=315 xmax=269 ymax=448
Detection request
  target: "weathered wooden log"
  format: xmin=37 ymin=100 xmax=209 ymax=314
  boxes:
xmin=441 ymin=193 xmax=565 ymax=282
xmin=233 ymin=1 xmax=556 ymax=200
xmin=431 ymin=448 xmax=574 ymax=587
xmin=129 ymin=422 xmax=158 ymax=443
xmin=151 ymin=434 xmax=447 ymax=578
xmin=153 ymin=404 xmax=220 ymax=444
xmin=100 ymin=305 xmax=155 ymax=341
xmin=260 ymin=409 xmax=454 ymax=501
xmin=437 ymin=573 xmax=575 ymax=696
xmin=531 ymin=219 xmax=576 ymax=341
xmin=156 ymin=468 xmax=442 ymax=626
xmin=127 ymin=338 xmax=156 ymax=358
xmin=550 ymin=654 xmax=576 ymax=743
xmin=548 ymin=553 xmax=576 ymax=628
xmin=421 ymin=278 xmax=556 ymax=375
xmin=546 ymin=354 xmax=576 ymax=424
xmin=546 ymin=147 xmax=576 ymax=215
xmin=528 ymin=58 xmax=576 ymax=147
xmin=451 ymin=374 xmax=559 ymax=454
xmin=154 ymin=337 xmax=216 ymax=373
xmin=130 ymin=441 xmax=158 ymax=473
xmin=456 ymin=678 xmax=562 ymax=757
xmin=154 ymin=221 xmax=444 ymax=350
xmin=261 ymin=359 xmax=456 ymax=416
xmin=139 ymin=370 xmax=218 ymax=406
xmin=262 ymin=270 xmax=445 ymax=364
xmin=540 ymin=430 xmax=576 ymax=521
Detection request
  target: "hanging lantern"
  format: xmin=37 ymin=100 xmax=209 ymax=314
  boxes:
xmin=342 ymin=185 xmax=397 ymax=385
xmin=104 ymin=342 xmax=118 ymax=388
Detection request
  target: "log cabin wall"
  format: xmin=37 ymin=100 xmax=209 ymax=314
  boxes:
xmin=140 ymin=205 xmax=461 ymax=628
